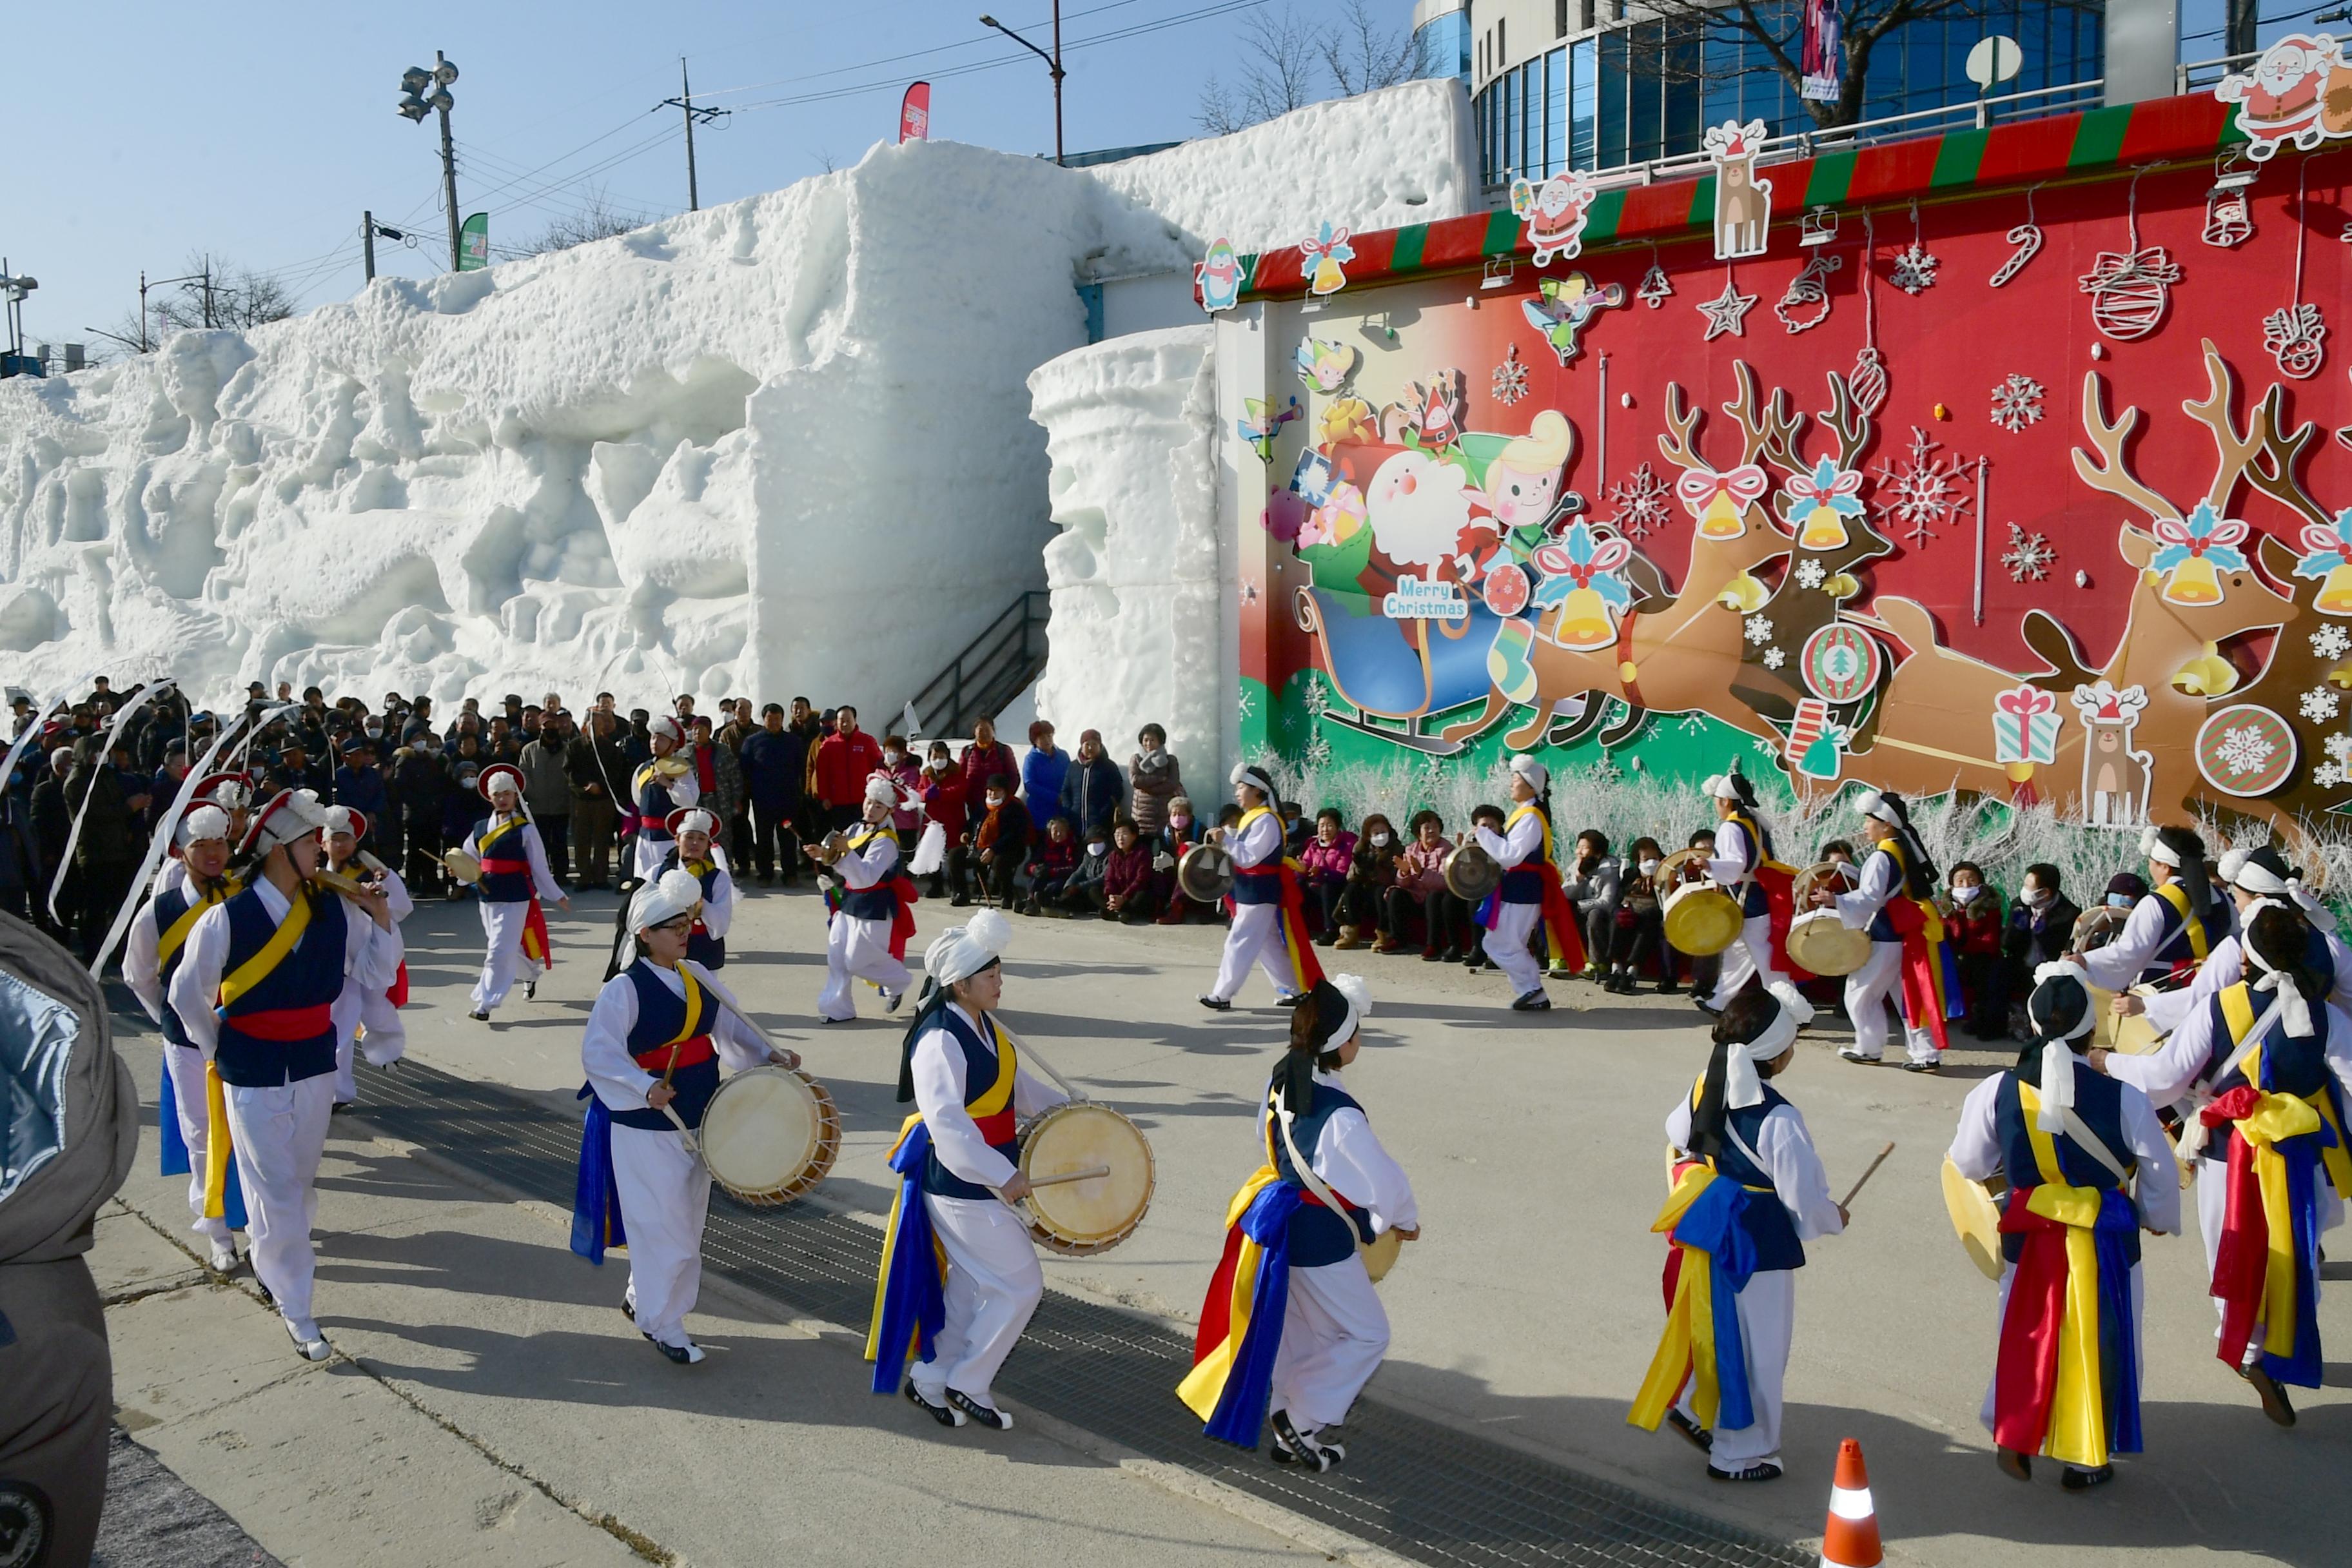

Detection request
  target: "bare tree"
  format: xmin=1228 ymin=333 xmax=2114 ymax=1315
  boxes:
xmin=1195 ymin=5 xmax=1324 ymax=135
xmin=140 ymin=252 xmax=297 ymax=335
xmin=504 ymin=188 xmax=651 ymax=259
xmin=1324 ymin=0 xmax=1419 ymax=97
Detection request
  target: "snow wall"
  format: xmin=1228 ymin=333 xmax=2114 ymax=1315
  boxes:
xmin=0 ymin=79 xmax=1478 ymax=732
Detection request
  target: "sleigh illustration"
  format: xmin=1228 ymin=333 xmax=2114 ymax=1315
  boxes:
xmin=1295 ymin=584 xmax=1504 ymax=754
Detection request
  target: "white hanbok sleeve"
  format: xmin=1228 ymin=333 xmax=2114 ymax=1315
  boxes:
xmin=1948 ymin=1076 xmax=2006 ymax=1182
xmin=1705 ymin=819 xmax=1753 ymax=886
xmin=1011 ymin=1058 xmax=1070 ymax=1120
xmin=1664 ymin=1093 xmax=1696 ymax=1157
xmin=700 ymin=865 xmax=736 ymax=941
xmin=582 ymin=976 xmax=659 ymax=1112
xmin=1834 ymin=849 xmax=1899 ymax=932
xmin=1756 ymin=1102 xmax=1846 ymax=1240
xmin=342 ymin=897 xmax=403 ymax=992
xmin=1475 ymin=810 xmax=1544 ymax=870
xmin=2141 ymin=937 xmax=2239 ymax=1037
xmin=124 ymin=903 xmax=166 ymax=1025
xmin=2079 ymin=895 xmax=2170 ymax=991
xmin=2106 ymin=991 xmax=2220 ymax=1108
xmin=910 ymin=1023 xmax=1019 ymax=1190
xmin=167 ymin=904 xmax=234 ymax=1061
xmin=834 ymin=832 xmax=897 ymax=891
xmin=378 ymin=867 xmax=415 ymax=925
xmin=2120 ymin=1084 xmax=2182 ymax=1235
xmin=1313 ymin=1107 xmax=1418 ymax=1235
xmin=524 ymin=824 xmax=565 ymax=903
xmin=1226 ymin=812 xmax=1283 ymax=870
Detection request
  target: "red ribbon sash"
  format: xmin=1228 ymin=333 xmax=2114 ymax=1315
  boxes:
xmin=229 ymin=1003 xmax=334 ymax=1040
xmin=631 ymin=1034 xmax=715 ymax=1073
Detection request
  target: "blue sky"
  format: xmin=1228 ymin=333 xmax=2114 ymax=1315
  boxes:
xmin=15 ymin=0 xmax=1301 ymax=356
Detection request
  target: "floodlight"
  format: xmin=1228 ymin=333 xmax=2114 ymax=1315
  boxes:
xmin=428 ymin=89 xmax=454 ymax=113
xmin=402 ymin=66 xmax=431 ymax=93
xmin=433 ymin=59 xmax=459 ymax=84
xmin=397 ymin=97 xmax=429 ymax=122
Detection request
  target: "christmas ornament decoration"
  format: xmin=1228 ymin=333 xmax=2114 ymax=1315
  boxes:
xmin=1849 ymin=212 xmax=1888 ymax=415
xmin=1990 ymin=373 xmax=2046 ymax=433
xmin=1784 ymin=696 xmax=1848 ymax=780
xmin=1888 ymin=202 xmax=1939 ymax=294
xmin=1236 ymin=395 xmax=1300 ymax=463
xmin=1491 ymin=341 xmax=1531 ymax=405
xmin=1675 ymin=464 xmax=1770 ymax=537
xmin=2079 ymin=173 xmax=2180 ymax=341
xmin=1801 ymin=622 xmax=1883 ymax=703
xmin=1601 ymin=462 xmax=1674 ymax=540
xmin=2001 ymin=523 xmax=2055 ymax=582
xmin=1300 ymin=222 xmax=1357 ymax=296
xmin=2150 ymin=501 xmax=2251 ymax=605
xmin=2196 ymin=703 xmax=2297 ymax=796
xmin=2213 ymin=34 xmax=2352 ymax=161
xmin=1528 ymin=521 xmax=1635 ymax=649
xmin=2262 ymin=157 xmax=2326 ymax=379
xmin=1872 ymin=427 xmax=1974 ymax=549
xmin=1197 ymin=237 xmax=1242 ymax=312
xmin=2201 ymin=153 xmax=2255 ymax=248
xmin=1509 ymin=172 xmax=1599 ymax=265
xmin=1637 ymin=259 xmax=1674 ymax=308
xmin=1989 ymin=188 xmax=2043 ymax=286
xmin=1704 ymin=119 xmax=1775 ymax=260
xmin=1522 ymin=271 xmax=1626 ymax=364
xmin=2291 ymin=507 xmax=2352 ymax=614
xmin=1774 ymin=252 xmax=1841 ymax=333
xmin=1697 ymin=272 xmax=1759 ymax=340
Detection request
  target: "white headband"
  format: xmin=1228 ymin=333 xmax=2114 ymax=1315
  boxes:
xmin=2138 ymin=825 xmax=2180 ymax=868
xmin=2029 ymin=959 xmax=2097 ymax=1132
xmin=1723 ymin=1001 xmax=1800 ymax=1112
xmin=1702 ymin=772 xmax=1743 ymax=801
xmin=1231 ymin=763 xmax=1275 ymax=799
xmin=1509 ymin=753 xmax=1548 ymax=792
xmin=1326 ymin=972 xmax=1373 ymax=1050
xmin=2220 ymin=847 xmax=2333 ymax=927
xmin=629 ymin=867 xmax=704 ymax=937
xmin=1856 ymin=789 xmax=1900 ymax=825
xmin=925 ymin=907 xmax=1011 ymax=988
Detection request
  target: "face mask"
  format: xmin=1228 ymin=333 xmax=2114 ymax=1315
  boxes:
xmin=2024 ymin=887 xmax=2052 ymax=907
xmin=1171 ymin=815 xmax=1190 ymax=828
xmin=986 ymin=796 xmax=1004 ymax=809
xmin=1953 ymin=883 xmax=1981 ymax=903
xmin=2106 ymin=892 xmax=2133 ymax=908
xmin=885 ymin=750 xmax=903 ymax=765
xmin=1371 ymin=832 xmax=1391 ymax=847
xmin=1639 ymin=858 xmax=1660 ymax=875
xmin=1088 ymin=842 xmax=1106 ymax=856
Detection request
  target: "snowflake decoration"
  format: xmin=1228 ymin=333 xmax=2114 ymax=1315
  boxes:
xmin=1873 ymin=427 xmax=1974 ymax=549
xmin=1589 ymin=752 xmax=1623 ymax=782
xmin=2001 ymin=524 xmax=2055 ymax=582
xmin=2318 ymin=760 xmax=2347 ymax=789
xmin=1603 ymin=462 xmax=1673 ymax=540
xmin=2302 ymin=687 xmax=2342 ymax=723
xmin=1236 ymin=685 xmax=1257 ymax=723
xmin=1752 ymin=734 xmax=1779 ymax=758
xmin=2328 ymin=731 xmax=2352 ymax=762
xmin=1890 ymin=242 xmax=1940 ymax=295
xmin=1744 ymin=614 xmax=1774 ymax=645
xmin=1762 ymin=647 xmax=1786 ymax=669
xmin=1303 ymin=732 xmax=1333 ymax=767
xmin=1794 ymin=558 xmax=1827 ymax=591
xmin=1301 ymin=671 xmax=1332 ymax=718
xmin=2215 ymin=722 xmax=2277 ymax=780
xmin=1990 ymin=374 xmax=2045 ymax=433
xmin=2312 ymin=624 xmax=2352 ymax=660
xmin=1677 ymin=712 xmax=1712 ymax=735
xmin=1491 ymin=343 xmax=1531 ymax=406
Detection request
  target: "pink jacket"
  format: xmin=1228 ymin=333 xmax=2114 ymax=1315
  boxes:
xmin=1298 ymin=831 xmax=1357 ymax=882
xmin=886 ymin=756 xmax=923 ymax=830
xmin=1398 ymin=836 xmax=1454 ymax=895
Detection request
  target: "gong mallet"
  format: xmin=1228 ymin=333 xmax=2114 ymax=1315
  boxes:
xmin=1840 ymin=1141 xmax=1897 ymax=1209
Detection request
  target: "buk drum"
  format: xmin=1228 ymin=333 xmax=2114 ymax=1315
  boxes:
xmin=694 ymin=1065 xmax=841 ymax=1206
xmin=1018 ymin=1102 xmax=1155 ymax=1256
xmin=1654 ymin=848 xmax=1740 ymax=957
xmin=1786 ymin=910 xmax=1870 ymax=977
xmin=2088 ymin=984 xmax=2167 ymax=1055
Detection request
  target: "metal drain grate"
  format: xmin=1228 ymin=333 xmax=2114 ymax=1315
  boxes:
xmin=351 ymin=1060 xmax=1811 ymax=1568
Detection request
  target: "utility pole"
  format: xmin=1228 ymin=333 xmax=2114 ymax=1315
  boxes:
xmin=139 ymin=267 xmax=209 ymax=349
xmin=360 ymin=212 xmax=411 ymax=283
xmin=396 ymin=52 xmax=464 ymax=270
xmin=659 ymin=58 xmax=729 ymax=211
xmin=979 ymin=6 xmax=1065 ymax=166
xmin=438 ymin=64 xmax=462 ymax=271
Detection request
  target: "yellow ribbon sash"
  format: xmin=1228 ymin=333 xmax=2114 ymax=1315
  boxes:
xmin=1177 ymin=1164 xmax=1284 ymax=1421
xmin=157 ymin=876 xmax=237 ymax=967
xmin=1627 ymin=1163 xmax=1729 ymax=1431
xmin=2155 ymin=879 xmax=2211 ymax=963
xmin=204 ymin=886 xmax=317 ymax=1219
xmin=2015 ymin=1082 xmax=2113 ymax=1469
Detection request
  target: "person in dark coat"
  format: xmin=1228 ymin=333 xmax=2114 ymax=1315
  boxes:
xmin=396 ymin=739 xmax=454 ymax=894
xmin=1055 ymin=729 xmax=1124 ymax=835
xmin=952 ymin=774 xmax=1029 ymax=908
xmin=64 ymin=740 xmax=143 ymax=967
xmin=1982 ymin=862 xmax=2082 ymax=1040
xmin=738 ymin=703 xmax=807 ymax=885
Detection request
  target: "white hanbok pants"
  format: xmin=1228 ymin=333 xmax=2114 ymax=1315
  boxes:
xmin=222 ymin=1075 xmax=336 ymax=1338
xmin=817 ymin=912 xmax=911 ymax=1021
xmin=471 ymin=899 xmax=538 ymax=1012
xmin=1272 ymin=1253 xmax=1389 ymax=1431
xmin=331 ymin=990 xmax=407 ymax=1101
xmin=161 ymin=1045 xmax=232 ymax=1248
xmin=1481 ymin=901 xmax=1545 ymax=999
xmin=1674 ymin=1268 xmax=1793 ymax=1470
xmin=632 ymin=834 xmax=675 ymax=885
xmin=1711 ymin=914 xmax=1816 ymax=1026
xmin=1979 ymin=1260 xmax=2144 ymax=1453
xmin=609 ymin=1122 xmax=712 ymax=1348
xmin=1843 ymin=939 xmax=1936 ymax=1063
xmin=1211 ymin=901 xmax=1300 ymax=1003
xmin=914 ymin=1193 xmax=1043 ymax=1409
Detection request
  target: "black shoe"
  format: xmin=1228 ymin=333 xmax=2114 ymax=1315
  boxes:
xmin=1269 ymin=1409 xmax=1344 ymax=1471
xmin=646 ymin=1335 xmax=704 ymax=1365
xmin=1666 ymin=1410 xmax=1712 ymax=1453
xmin=1903 ymin=1058 xmax=1941 ymax=1073
xmin=951 ymin=895 xmax=971 ymax=908
xmin=525 ymin=980 xmax=537 ymax=1000
xmin=946 ymin=1389 xmax=1012 ymax=1429
xmin=1656 ymin=979 xmax=1679 ymax=994
xmin=2241 ymin=1363 xmax=2298 ymax=1426
xmin=1997 ymin=1447 xmax=2034 ymax=1483
xmin=1275 ymin=992 xmax=1307 ymax=1008
xmin=620 ymin=1297 xmax=637 ymax=1326
xmin=1692 ymin=996 xmax=1721 ymax=1017
xmin=469 ymin=1009 xmax=490 ymax=1021
xmin=1511 ymin=990 xmax=1552 ymax=1012
xmin=2060 ymin=1464 xmax=2115 ymax=1491
xmin=331 ymin=1101 xmax=354 ymax=1115
xmin=1707 ymin=1461 xmax=1782 ymax=1482
xmin=1198 ymin=995 xmax=1231 ymax=1012
xmin=905 ymin=1377 xmax=965 ymax=1427
xmin=1311 ymin=932 xmax=1335 ymax=946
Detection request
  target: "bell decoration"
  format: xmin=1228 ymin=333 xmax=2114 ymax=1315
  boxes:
xmin=1676 ymin=464 xmax=1770 ymax=539
xmin=2293 ymin=507 xmax=2352 ymax=616
xmin=1529 ymin=524 xmax=1634 ymax=650
xmin=1717 ymin=572 xmax=1771 ymax=612
xmin=2170 ymin=640 xmax=2239 ymax=696
xmin=1299 ymin=222 xmax=1357 ymax=298
xmin=1780 ymin=457 xmax=1867 ymax=552
xmin=2149 ymin=502 xmax=2250 ymax=607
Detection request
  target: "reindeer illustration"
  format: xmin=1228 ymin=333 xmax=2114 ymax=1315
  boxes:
xmin=1704 ymin=119 xmax=1774 ymax=260
xmin=1436 ymin=368 xmax=1798 ymax=750
xmin=2071 ymin=680 xmax=2154 ymax=828
xmin=1841 ymin=346 xmax=2301 ymax=824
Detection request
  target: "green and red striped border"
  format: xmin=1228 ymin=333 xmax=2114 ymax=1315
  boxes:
xmin=1237 ymin=90 xmax=2242 ymax=300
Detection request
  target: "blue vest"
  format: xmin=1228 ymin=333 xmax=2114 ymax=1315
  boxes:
xmin=1991 ymin=1063 xmax=2141 ymax=1266
xmin=2199 ymin=984 xmax=2350 ymax=1165
xmin=661 ymin=851 xmax=727 ymax=968
xmin=1723 ymin=811 xmax=1774 ymax=918
xmin=214 ymin=887 xmax=348 ymax=1088
xmin=1863 ymin=845 xmax=1906 ymax=941
xmin=842 ymin=826 xmax=899 ymax=920
xmin=923 ymin=1006 xmax=1021 ymax=1201
xmin=473 ymin=816 xmax=534 ymax=903
xmin=635 ymin=767 xmax=680 ymax=844
xmin=609 ymin=961 xmax=722 ymax=1132
xmin=1269 ymin=1076 xmax=1377 ymax=1268
xmin=150 ymin=879 xmax=228 ymax=1049
xmin=2143 ymin=888 xmax=2229 ymax=980
xmin=1697 ymin=1083 xmax=1805 ymax=1273
xmin=1499 ymin=805 xmax=1553 ymax=904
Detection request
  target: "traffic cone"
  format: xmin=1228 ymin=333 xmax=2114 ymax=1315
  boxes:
xmin=1821 ymin=1438 xmax=1882 ymax=1568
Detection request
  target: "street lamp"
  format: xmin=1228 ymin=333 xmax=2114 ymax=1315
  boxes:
xmin=397 ymin=51 xmax=464 ymax=270
xmin=980 ymin=7 xmax=1064 ymax=166
xmin=1 ymin=266 xmax=36 ymax=359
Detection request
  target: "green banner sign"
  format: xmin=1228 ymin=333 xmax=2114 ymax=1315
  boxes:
xmin=458 ymin=211 xmax=490 ymax=271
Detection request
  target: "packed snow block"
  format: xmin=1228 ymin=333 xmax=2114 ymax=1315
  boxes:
xmin=1028 ymin=326 xmax=1220 ymax=769
xmin=0 ymin=81 xmax=1476 ymax=710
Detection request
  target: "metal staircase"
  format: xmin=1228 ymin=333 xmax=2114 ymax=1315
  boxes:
xmin=903 ymin=589 xmax=1049 ymax=738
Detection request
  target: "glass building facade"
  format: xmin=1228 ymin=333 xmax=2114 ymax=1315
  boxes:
xmin=1415 ymin=0 xmax=1476 ymax=84
xmin=1471 ymin=0 xmax=2103 ymax=184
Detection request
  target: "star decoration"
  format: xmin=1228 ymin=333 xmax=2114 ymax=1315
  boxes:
xmin=1697 ymin=277 xmax=1758 ymax=341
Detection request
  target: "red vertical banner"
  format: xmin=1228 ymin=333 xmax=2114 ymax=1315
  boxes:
xmin=900 ymin=81 xmax=932 ymax=144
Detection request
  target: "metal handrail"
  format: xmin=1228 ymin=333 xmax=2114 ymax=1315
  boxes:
xmin=2175 ymin=50 xmax=2262 ymax=96
xmin=904 ymin=588 xmax=1050 ymax=737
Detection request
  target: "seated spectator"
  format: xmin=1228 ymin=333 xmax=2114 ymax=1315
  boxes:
xmin=1818 ymin=838 xmax=1856 ymax=872
xmin=1055 ymin=822 xmax=1112 ymax=916
xmin=1988 ymin=862 xmax=2080 ymax=1041
xmin=918 ymin=743 xmax=967 ymax=900
xmin=1942 ymin=859 xmax=2004 ymax=1035
xmin=2099 ymin=869 xmax=2147 ymax=912
xmin=1299 ymin=808 xmax=1357 ymax=944
xmin=954 ymin=773 xmax=1028 ymax=908
xmin=1560 ymin=829 xmax=1620 ymax=980
xmin=1021 ymin=814 xmax=1079 ymax=914
xmin=1279 ymin=799 xmax=1310 ymax=858
xmin=1389 ymin=810 xmax=1456 ymax=960
xmin=1338 ymin=813 xmax=1401 ymax=951
xmin=1153 ymin=794 xmax=1206 ymax=925
xmin=1610 ymin=837 xmax=1671 ymax=993
xmin=1101 ymin=819 xmax=1159 ymax=924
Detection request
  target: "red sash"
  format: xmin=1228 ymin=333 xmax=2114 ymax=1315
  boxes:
xmin=974 ymin=1106 xmax=1016 ymax=1143
xmin=232 ymin=1003 xmax=334 ymax=1040
xmin=631 ymin=1034 xmax=715 ymax=1073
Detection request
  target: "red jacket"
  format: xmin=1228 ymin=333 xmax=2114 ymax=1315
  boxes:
xmin=1104 ymin=843 xmax=1156 ymax=900
xmin=959 ymin=741 xmax=1017 ymax=796
xmin=923 ymin=774 xmax=968 ymax=839
xmin=812 ymin=730 xmax=885 ymax=807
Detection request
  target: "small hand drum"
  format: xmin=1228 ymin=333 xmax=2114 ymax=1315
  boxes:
xmin=2088 ymin=983 xmax=2167 ymax=1054
xmin=1362 ymin=1228 xmax=1402 ymax=1283
xmin=1018 ymin=1102 xmax=1154 ymax=1256
xmin=695 ymin=1065 xmax=841 ymax=1206
xmin=1655 ymin=848 xmax=1740 ymax=957
xmin=1942 ymin=1156 xmax=2005 ymax=1281
xmin=442 ymin=847 xmax=483 ymax=885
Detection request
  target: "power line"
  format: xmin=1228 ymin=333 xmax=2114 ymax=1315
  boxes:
xmin=687 ymin=0 xmax=1150 ymax=101
xmin=452 ymin=126 xmax=683 ymax=223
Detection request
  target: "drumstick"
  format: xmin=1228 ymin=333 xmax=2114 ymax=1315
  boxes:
xmin=683 ymin=961 xmax=795 ymax=1061
xmin=991 ymin=1020 xmax=1085 ymax=1102
xmin=1024 ymin=1164 xmax=1110 ymax=1189
xmin=1839 ymin=1141 xmax=1896 ymax=1209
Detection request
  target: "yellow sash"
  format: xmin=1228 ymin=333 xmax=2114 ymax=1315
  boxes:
xmin=2015 ymin=1082 xmax=2113 ymax=1468
xmin=478 ymin=815 xmax=522 ymax=857
xmin=2155 ymin=880 xmax=2211 ymax=963
xmin=204 ymin=886 xmax=317 ymax=1219
xmin=217 ymin=888 xmax=314 ymax=1010
xmin=157 ymin=876 xmax=237 ymax=967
